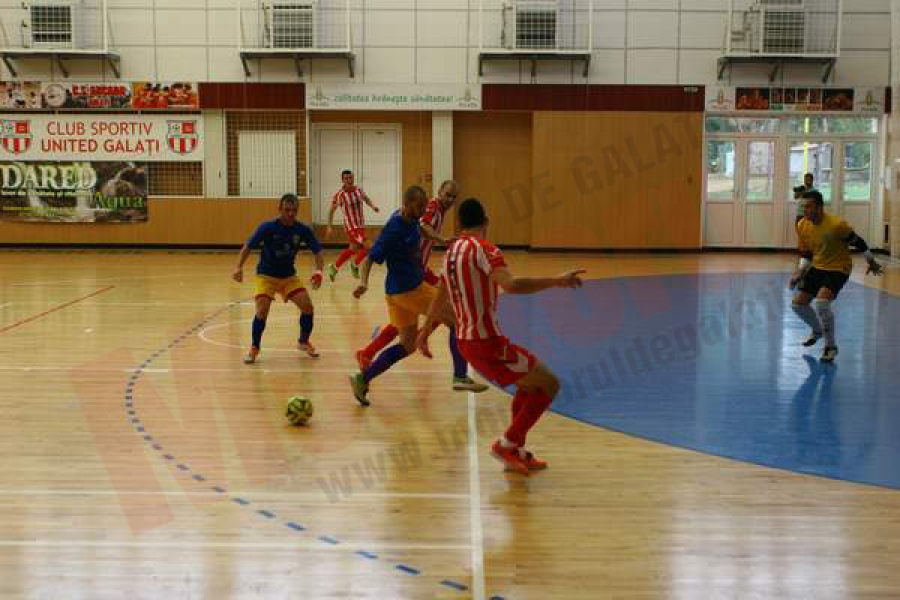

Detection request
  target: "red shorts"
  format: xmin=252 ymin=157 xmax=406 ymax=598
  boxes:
xmin=423 ymin=267 xmax=440 ymax=286
xmin=346 ymin=227 xmax=366 ymax=246
xmin=457 ymin=336 xmax=537 ymax=387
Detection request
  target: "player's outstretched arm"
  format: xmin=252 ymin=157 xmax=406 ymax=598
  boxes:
xmin=232 ymin=244 xmax=252 ymax=283
xmin=420 ymin=222 xmax=449 ymax=245
xmin=363 ymin=194 xmax=380 ymax=212
xmin=843 ymin=231 xmax=884 ymax=275
xmin=490 ymin=267 xmax=585 ymax=295
xmin=417 ymin=280 xmax=449 ymax=359
xmin=326 ymin=203 xmax=338 ymax=238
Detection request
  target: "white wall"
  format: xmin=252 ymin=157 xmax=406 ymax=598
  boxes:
xmin=0 ymin=0 xmax=891 ymax=86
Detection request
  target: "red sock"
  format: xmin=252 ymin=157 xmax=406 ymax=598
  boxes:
xmin=504 ymin=389 xmax=552 ymax=447
xmin=353 ymin=247 xmax=368 ymax=265
xmin=335 ymin=248 xmax=355 ymax=268
xmin=362 ymin=324 xmax=399 ymax=358
xmin=511 ymin=392 xmax=526 ymax=420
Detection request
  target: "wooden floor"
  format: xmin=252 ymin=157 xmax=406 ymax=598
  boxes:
xmin=1 ymin=249 xmax=899 ymax=599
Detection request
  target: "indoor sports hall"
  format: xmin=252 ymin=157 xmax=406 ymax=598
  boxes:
xmin=1 ymin=1 xmax=900 ymax=598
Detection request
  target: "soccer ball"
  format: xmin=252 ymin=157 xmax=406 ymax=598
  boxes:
xmin=285 ymin=396 xmax=314 ymax=426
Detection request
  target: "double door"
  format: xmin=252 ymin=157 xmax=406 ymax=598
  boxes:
xmin=704 ymin=137 xmax=876 ymax=247
xmin=311 ymin=123 xmax=402 ymax=227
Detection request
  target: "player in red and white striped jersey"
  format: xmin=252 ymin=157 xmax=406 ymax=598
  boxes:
xmin=417 ymin=198 xmax=585 ymax=476
xmin=353 ymin=181 xmax=483 ymax=391
xmin=326 ymin=170 xmax=379 ymax=281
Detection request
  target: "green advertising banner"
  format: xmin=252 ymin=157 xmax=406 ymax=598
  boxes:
xmin=0 ymin=161 xmax=147 ymax=222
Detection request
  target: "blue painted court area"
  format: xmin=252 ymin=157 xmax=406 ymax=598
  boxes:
xmin=498 ymin=271 xmax=900 ymax=489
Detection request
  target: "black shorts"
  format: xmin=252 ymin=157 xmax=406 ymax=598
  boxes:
xmin=799 ymin=266 xmax=850 ymax=298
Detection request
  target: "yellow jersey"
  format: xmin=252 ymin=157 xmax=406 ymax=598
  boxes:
xmin=796 ymin=214 xmax=854 ymax=275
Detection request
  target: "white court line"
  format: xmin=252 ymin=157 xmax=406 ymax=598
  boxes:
xmin=0 ymin=365 xmax=449 ymax=374
xmin=0 ymin=540 xmax=472 ymax=551
xmin=10 ymin=273 xmax=222 ymax=286
xmin=199 ymin=317 xmax=349 ymax=352
xmin=0 ymin=489 xmax=466 ymax=500
xmin=467 ymin=391 xmax=486 ymax=600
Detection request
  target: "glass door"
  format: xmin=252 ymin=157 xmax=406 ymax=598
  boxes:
xmin=704 ymin=137 xmax=781 ymax=247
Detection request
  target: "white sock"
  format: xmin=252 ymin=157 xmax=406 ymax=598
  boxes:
xmin=792 ymin=303 xmax=821 ymax=335
xmin=500 ymin=436 xmax=517 ymax=449
xmin=815 ymin=298 xmax=836 ymax=347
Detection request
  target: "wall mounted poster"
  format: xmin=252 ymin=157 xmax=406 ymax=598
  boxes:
xmin=0 ymin=161 xmax=147 ymax=223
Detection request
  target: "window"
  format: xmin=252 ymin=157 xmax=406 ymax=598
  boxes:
xmin=706 ymin=141 xmax=735 ymax=200
xmin=745 ymin=141 xmax=775 ymax=202
xmin=788 ymin=141 xmax=833 ymax=203
xmin=784 ymin=117 xmax=877 ymax=135
xmin=705 ymin=117 xmax=778 ymax=134
xmin=842 ymin=142 xmax=873 ymax=202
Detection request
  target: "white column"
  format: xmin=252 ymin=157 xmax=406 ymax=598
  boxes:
xmin=203 ymin=110 xmax=228 ymax=198
xmin=889 ymin=0 xmax=900 ymax=257
xmin=431 ymin=111 xmax=453 ymax=197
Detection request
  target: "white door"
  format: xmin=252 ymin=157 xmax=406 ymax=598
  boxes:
xmin=312 ymin=125 xmax=355 ymax=224
xmin=358 ymin=126 xmax=401 ymax=227
xmin=704 ymin=137 xmax=781 ymax=247
xmin=311 ymin=123 xmax=402 ymax=227
xmin=838 ymin=140 xmax=875 ymax=242
xmin=238 ymin=130 xmax=297 ymax=197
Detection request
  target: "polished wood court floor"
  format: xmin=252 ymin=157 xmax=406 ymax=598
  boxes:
xmin=1 ymin=249 xmax=899 ymax=599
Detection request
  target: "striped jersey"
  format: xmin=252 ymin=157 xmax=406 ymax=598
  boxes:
xmin=441 ymin=234 xmax=507 ymax=341
xmin=418 ymin=198 xmax=447 ymax=267
xmin=332 ymin=186 xmax=366 ymax=231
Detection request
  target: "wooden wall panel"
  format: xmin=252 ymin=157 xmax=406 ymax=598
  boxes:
xmin=0 ymin=198 xmax=312 ymax=245
xmin=530 ymin=112 xmax=703 ymax=249
xmin=453 ymin=112 xmax=533 ymax=246
xmin=310 ymin=111 xmax=433 ymax=196
xmin=199 ymin=83 xmax=305 ymax=110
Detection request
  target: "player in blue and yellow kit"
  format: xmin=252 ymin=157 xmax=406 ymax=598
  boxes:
xmin=348 ymin=185 xmax=485 ymax=406
xmin=789 ymin=190 xmax=883 ymax=362
xmin=233 ymin=193 xmax=325 ymax=364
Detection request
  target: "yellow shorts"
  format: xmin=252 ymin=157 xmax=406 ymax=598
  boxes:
xmin=386 ymin=283 xmax=438 ymax=328
xmin=255 ymin=275 xmax=305 ymax=302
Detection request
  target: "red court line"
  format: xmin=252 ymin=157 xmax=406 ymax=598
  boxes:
xmin=0 ymin=285 xmax=115 ymax=335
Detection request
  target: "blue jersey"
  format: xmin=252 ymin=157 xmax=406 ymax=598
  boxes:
xmin=368 ymin=211 xmax=424 ymax=295
xmin=247 ymin=219 xmax=322 ymax=279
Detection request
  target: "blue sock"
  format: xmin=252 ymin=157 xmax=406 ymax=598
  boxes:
xmin=298 ymin=312 xmax=313 ymax=344
xmin=363 ymin=344 xmax=409 ymax=383
xmin=251 ymin=316 xmax=266 ymax=349
xmin=449 ymin=329 xmax=467 ymax=379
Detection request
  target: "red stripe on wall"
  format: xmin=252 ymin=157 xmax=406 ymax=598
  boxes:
xmin=482 ymin=84 xmax=705 ymax=112
xmin=199 ymin=83 xmax=305 ymax=110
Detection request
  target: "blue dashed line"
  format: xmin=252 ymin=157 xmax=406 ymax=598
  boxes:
xmin=440 ymin=580 xmax=468 ymax=591
xmin=396 ymin=564 xmax=420 ymax=576
xmin=124 ymin=305 xmax=479 ymax=596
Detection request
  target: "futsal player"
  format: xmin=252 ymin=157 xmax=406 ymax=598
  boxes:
xmin=233 ymin=193 xmax=324 ymax=364
xmin=348 ymin=186 xmax=485 ymax=406
xmin=355 ymin=180 xmax=483 ymax=391
xmin=326 ymin=170 xmax=379 ymax=281
xmin=417 ymin=198 xmax=585 ymax=475
xmin=789 ymin=190 xmax=883 ymax=362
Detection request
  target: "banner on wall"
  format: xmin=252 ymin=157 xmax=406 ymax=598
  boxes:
xmin=0 ymin=161 xmax=147 ymax=222
xmin=706 ymin=86 xmax=886 ymax=114
xmin=306 ymin=84 xmax=482 ymax=110
xmin=0 ymin=81 xmax=200 ymax=110
xmin=0 ymin=114 xmax=204 ymax=161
